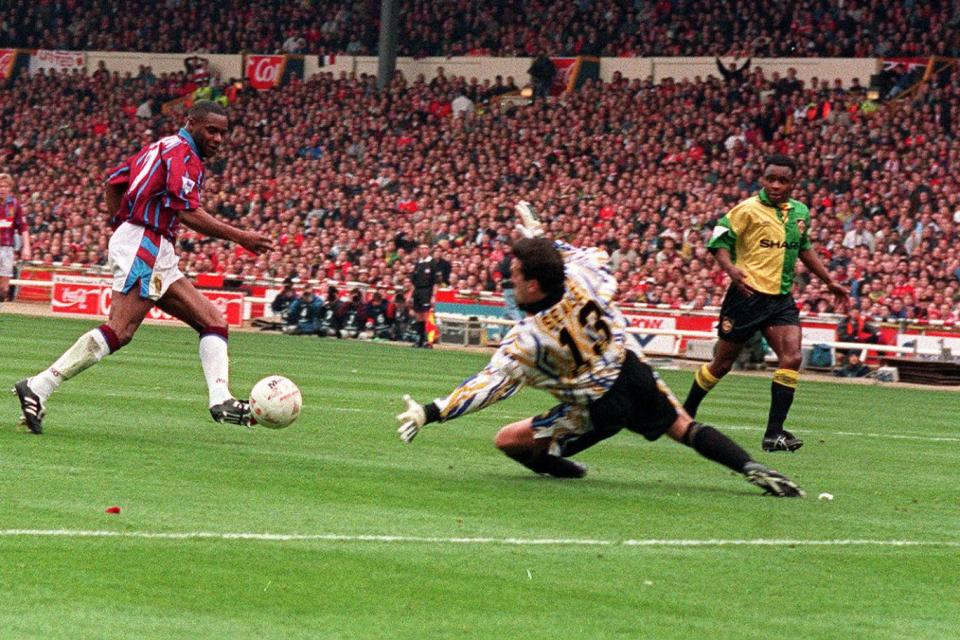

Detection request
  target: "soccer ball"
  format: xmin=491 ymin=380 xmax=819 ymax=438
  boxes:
xmin=249 ymin=375 xmax=302 ymax=429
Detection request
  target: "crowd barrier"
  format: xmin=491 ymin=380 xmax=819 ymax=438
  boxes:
xmin=12 ymin=272 xmax=959 ymax=366
xmin=431 ymin=289 xmax=960 ymax=361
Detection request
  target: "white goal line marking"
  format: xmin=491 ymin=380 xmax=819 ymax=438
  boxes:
xmin=1 ymin=529 xmax=958 ymax=548
xmin=321 ymin=409 xmax=960 ymax=443
xmin=723 ymin=425 xmax=960 ymax=444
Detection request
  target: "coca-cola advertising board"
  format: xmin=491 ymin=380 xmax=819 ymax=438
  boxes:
xmin=51 ymin=275 xmax=244 ymax=327
xmin=245 ymin=55 xmax=286 ymax=90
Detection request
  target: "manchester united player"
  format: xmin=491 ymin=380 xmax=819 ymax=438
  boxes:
xmin=0 ymin=173 xmax=31 ymax=313
xmin=13 ymin=101 xmax=272 ymax=434
xmin=682 ymin=155 xmax=849 ymax=452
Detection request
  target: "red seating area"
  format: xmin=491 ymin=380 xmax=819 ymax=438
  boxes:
xmin=0 ymin=59 xmax=958 ymax=324
xmin=2 ymin=1 xmax=957 ymax=58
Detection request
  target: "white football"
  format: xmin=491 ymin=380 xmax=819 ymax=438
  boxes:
xmin=250 ymin=375 xmax=302 ymax=429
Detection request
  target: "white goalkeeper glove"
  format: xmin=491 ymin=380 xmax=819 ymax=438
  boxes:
xmin=515 ymin=200 xmax=544 ymax=238
xmin=396 ymin=394 xmax=427 ymax=443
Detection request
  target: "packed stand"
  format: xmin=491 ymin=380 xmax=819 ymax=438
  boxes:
xmin=2 ymin=0 xmax=959 ymax=58
xmin=1 ymin=58 xmax=959 ymax=327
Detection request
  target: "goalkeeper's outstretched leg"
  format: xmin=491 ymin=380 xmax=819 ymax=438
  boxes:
xmin=666 ymin=412 xmax=805 ymax=497
xmin=494 ymin=419 xmax=587 ymax=479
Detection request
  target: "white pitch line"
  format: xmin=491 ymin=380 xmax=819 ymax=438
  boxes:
xmin=828 ymin=431 xmax=960 ymax=443
xmin=722 ymin=425 xmax=960 ymax=444
xmin=621 ymin=539 xmax=960 ymax=547
xmin=1 ymin=530 xmax=958 ymax=548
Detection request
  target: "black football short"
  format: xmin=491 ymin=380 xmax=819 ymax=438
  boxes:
xmin=586 ymin=350 xmax=680 ymax=442
xmin=717 ymin=286 xmax=799 ymax=344
xmin=412 ymin=288 xmax=433 ymax=312
xmin=534 ymin=352 xmax=681 ymax=457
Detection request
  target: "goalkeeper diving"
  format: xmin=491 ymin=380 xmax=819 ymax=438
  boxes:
xmin=395 ymin=202 xmax=804 ymax=497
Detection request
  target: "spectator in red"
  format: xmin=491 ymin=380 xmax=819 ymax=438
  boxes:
xmin=837 ymin=307 xmax=881 ymax=346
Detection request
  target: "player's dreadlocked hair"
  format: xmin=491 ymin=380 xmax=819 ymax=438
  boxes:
xmin=511 ymin=237 xmax=565 ymax=297
xmin=187 ymin=99 xmax=228 ymax=121
xmin=764 ymin=154 xmax=797 ymax=174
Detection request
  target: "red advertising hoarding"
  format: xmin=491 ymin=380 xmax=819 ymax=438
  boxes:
xmin=245 ymin=55 xmax=286 ymax=90
xmin=51 ymin=276 xmax=244 ymax=327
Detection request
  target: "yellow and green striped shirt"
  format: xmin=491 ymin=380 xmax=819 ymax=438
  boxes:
xmin=708 ymin=189 xmax=812 ymax=295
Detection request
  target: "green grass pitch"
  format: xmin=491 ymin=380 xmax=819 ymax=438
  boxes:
xmin=1 ymin=314 xmax=957 ymax=639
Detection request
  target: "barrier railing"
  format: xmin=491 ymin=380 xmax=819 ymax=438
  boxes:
xmin=433 ymin=312 xmax=919 ymax=362
xmin=7 ymin=277 xmax=943 ymax=365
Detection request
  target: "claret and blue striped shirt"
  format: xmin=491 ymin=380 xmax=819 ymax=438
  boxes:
xmin=105 ymin=128 xmax=206 ymax=241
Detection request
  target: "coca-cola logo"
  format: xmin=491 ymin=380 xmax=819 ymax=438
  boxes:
xmin=246 ymin=56 xmax=283 ymax=88
xmin=207 ymin=296 xmax=236 ymax=314
xmin=52 ymin=287 xmax=100 ymax=309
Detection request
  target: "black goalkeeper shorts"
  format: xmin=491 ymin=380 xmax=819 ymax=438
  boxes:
xmin=717 ymin=286 xmax=799 ymax=344
xmin=587 ymin=350 xmax=680 ymax=441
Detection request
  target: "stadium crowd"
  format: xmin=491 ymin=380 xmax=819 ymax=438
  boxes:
xmin=2 ymin=0 xmax=959 ymax=58
xmin=1 ymin=56 xmax=959 ymax=325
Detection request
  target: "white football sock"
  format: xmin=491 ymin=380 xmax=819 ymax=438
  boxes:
xmin=29 ymin=329 xmax=111 ymax=402
xmin=199 ymin=334 xmax=232 ymax=407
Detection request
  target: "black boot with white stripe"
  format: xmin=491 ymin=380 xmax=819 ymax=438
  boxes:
xmin=13 ymin=379 xmax=45 ymax=434
xmin=743 ymin=461 xmax=805 ymax=497
xmin=209 ymin=397 xmax=253 ymax=427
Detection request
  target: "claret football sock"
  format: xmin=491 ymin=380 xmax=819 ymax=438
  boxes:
xmin=199 ymin=328 xmax=232 ymax=407
xmin=29 ymin=326 xmax=113 ymax=402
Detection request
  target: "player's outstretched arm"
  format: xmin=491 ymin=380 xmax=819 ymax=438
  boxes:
xmin=180 ymin=207 xmax=274 ymax=254
xmin=396 ymin=394 xmax=429 ymax=443
xmin=514 ymin=201 xmax=544 ymax=239
xmin=395 ymin=368 xmax=523 ymax=443
xmin=515 ymin=200 xmax=611 ymax=272
xmin=799 ymin=248 xmax=849 ymax=307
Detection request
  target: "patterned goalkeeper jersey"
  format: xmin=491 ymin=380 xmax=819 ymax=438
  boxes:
xmin=431 ymin=240 xmax=643 ymax=422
